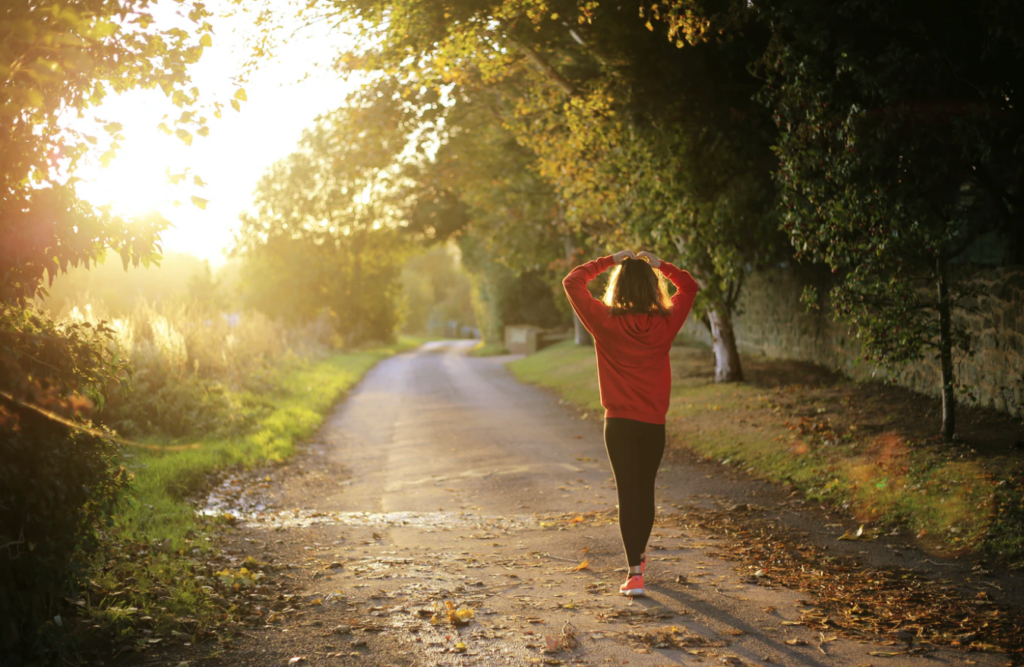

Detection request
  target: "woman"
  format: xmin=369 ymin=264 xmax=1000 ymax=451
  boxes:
xmin=563 ymin=249 xmax=699 ymax=597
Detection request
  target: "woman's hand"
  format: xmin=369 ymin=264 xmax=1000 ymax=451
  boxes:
xmin=611 ymin=249 xmax=636 ymax=264
xmin=637 ymin=251 xmax=662 ymax=268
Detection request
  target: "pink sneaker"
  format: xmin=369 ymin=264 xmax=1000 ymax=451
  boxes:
xmin=640 ymin=553 xmax=647 ymax=575
xmin=620 ymin=574 xmax=645 ymax=597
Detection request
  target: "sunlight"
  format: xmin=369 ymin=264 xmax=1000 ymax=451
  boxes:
xmin=79 ymin=122 xmax=181 ymax=219
xmin=69 ymin=0 xmax=358 ymax=266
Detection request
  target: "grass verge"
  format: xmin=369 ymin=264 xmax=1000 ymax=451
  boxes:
xmin=467 ymin=341 xmax=510 ymax=357
xmin=78 ymin=338 xmax=423 ymax=652
xmin=508 ymin=340 xmax=1024 ymax=564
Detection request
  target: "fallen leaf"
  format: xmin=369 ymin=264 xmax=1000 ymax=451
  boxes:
xmin=838 ymin=525 xmax=879 ymax=541
xmin=430 ymin=600 xmax=474 ymax=626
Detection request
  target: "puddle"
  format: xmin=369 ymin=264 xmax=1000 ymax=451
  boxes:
xmin=202 ymin=470 xmax=271 ymax=515
xmin=237 ymin=512 xmax=536 ymax=532
xmin=199 ymin=463 xmax=605 ymax=532
xmin=203 ymin=507 xmax=538 ymax=531
xmin=198 ymin=471 xmax=537 ymax=531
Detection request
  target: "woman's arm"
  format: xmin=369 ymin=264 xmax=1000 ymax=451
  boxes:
xmin=562 ymin=250 xmax=634 ymax=334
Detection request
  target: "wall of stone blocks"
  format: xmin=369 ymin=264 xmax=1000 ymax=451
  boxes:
xmin=679 ymin=264 xmax=1024 ymax=419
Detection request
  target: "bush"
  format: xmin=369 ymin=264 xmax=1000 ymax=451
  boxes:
xmin=0 ymin=410 xmax=128 ymax=662
xmin=109 ymin=373 xmax=246 ymax=439
xmin=0 ymin=292 xmax=346 ymax=662
xmin=60 ymin=299 xmax=336 ymax=440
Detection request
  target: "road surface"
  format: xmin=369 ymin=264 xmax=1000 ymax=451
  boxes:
xmin=163 ymin=340 xmax=1009 ymax=667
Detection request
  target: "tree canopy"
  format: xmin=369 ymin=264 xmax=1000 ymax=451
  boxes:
xmin=319 ymin=0 xmax=789 ymax=379
xmin=295 ymin=0 xmax=1024 ymax=434
xmin=761 ymin=0 xmax=1024 ymax=438
xmin=233 ymin=102 xmax=411 ymax=343
xmin=1 ymin=0 xmax=229 ymax=407
xmin=1 ymin=1 xmax=225 ymax=655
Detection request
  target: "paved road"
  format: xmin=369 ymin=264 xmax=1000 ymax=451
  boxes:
xmin=311 ymin=339 xmax=621 ymax=517
xmin=173 ymin=341 xmax=1007 ymax=667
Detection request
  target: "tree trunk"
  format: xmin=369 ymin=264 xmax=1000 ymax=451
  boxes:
xmin=572 ymin=312 xmax=592 ymax=346
xmin=706 ymin=306 xmax=743 ymax=383
xmin=937 ymin=254 xmax=956 ymax=442
xmin=564 ymin=234 xmax=593 ymax=346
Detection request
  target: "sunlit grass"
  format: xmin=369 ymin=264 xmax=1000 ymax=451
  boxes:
xmin=466 ymin=341 xmax=510 ymax=357
xmin=116 ymin=337 xmax=422 ymax=546
xmin=508 ymin=340 xmax=1023 ymax=559
xmin=85 ymin=601 xmax=139 ymax=635
xmin=508 ymin=341 xmax=603 ymax=411
xmin=81 ymin=337 xmax=424 ymax=644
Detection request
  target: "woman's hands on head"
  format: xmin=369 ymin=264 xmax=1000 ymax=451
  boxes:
xmin=637 ymin=251 xmax=662 ymax=268
xmin=610 ymin=250 xmax=662 ymax=267
xmin=612 ymin=249 xmax=636 ymax=264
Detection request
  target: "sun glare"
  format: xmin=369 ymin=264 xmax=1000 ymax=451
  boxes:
xmin=79 ymin=124 xmax=182 ymax=219
xmin=69 ymin=0 xmax=358 ymax=266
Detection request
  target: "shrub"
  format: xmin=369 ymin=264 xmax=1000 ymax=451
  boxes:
xmin=0 ymin=292 xmax=341 ymax=662
xmin=0 ymin=410 xmax=128 ymax=661
xmin=60 ymin=299 xmax=337 ymax=440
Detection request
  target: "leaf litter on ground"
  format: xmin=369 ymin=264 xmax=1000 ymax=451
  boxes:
xmin=656 ymin=505 xmax=1024 ymax=658
xmin=543 ymin=622 xmax=580 ymax=653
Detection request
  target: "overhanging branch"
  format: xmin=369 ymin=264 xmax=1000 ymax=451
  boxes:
xmin=503 ymin=34 xmax=578 ymax=97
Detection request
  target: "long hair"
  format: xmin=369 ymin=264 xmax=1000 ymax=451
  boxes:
xmin=603 ymin=258 xmax=673 ymax=316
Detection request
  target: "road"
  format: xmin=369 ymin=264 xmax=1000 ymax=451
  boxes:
xmin=166 ymin=340 xmax=1009 ymax=667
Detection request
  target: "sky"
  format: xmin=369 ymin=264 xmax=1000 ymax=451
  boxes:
xmin=73 ymin=0 xmax=358 ymax=268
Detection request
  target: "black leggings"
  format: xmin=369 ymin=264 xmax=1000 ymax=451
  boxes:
xmin=604 ymin=417 xmax=666 ymax=568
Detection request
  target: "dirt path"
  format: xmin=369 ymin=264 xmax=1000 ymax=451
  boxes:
xmin=144 ymin=341 xmax=1017 ymax=667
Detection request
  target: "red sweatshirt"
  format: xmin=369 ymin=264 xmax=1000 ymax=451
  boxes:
xmin=563 ymin=255 xmax=700 ymax=425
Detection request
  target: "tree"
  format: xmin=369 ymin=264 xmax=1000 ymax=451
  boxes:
xmin=405 ymin=99 xmax=576 ymax=342
xmin=2 ymin=0 xmax=229 ymax=403
xmin=0 ymin=0 xmax=218 ymax=657
xmin=458 ymin=233 xmax=568 ymax=342
xmin=761 ymin=0 xmax=1024 ymax=440
xmin=399 ymin=244 xmax=475 ymax=336
xmin=326 ymin=0 xmax=787 ymax=380
xmin=233 ymin=102 xmax=411 ymax=344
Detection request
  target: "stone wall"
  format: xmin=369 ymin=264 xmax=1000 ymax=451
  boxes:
xmin=679 ymin=264 xmax=1024 ymax=418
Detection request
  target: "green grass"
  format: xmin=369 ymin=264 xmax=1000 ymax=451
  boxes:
xmin=81 ymin=338 xmax=423 ymax=643
xmin=116 ymin=339 xmax=418 ymax=546
xmin=467 ymin=341 xmax=510 ymax=357
xmin=508 ymin=340 xmax=603 ymax=410
xmin=509 ymin=340 xmax=1024 ymax=562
